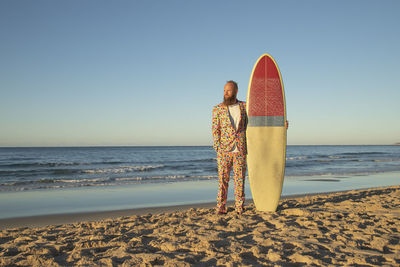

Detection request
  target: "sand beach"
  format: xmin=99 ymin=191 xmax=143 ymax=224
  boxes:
xmin=1 ymin=185 xmax=399 ymax=266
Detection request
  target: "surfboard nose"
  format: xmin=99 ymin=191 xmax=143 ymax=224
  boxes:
xmin=247 ymin=55 xmax=285 ymax=118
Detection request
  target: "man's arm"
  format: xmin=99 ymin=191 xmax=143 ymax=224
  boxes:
xmin=212 ymin=107 xmax=221 ymax=153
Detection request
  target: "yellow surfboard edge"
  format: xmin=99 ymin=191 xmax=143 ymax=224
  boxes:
xmin=246 ymin=53 xmax=287 ymax=212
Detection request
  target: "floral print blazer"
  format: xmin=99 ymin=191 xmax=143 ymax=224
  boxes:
xmin=212 ymin=101 xmax=248 ymax=154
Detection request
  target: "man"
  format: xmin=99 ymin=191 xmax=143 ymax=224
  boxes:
xmin=212 ymin=81 xmax=247 ymax=215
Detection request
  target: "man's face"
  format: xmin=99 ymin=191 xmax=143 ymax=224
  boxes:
xmin=224 ymin=83 xmax=237 ymax=100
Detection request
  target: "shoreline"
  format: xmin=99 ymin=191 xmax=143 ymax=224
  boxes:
xmin=0 ymin=201 xmax=223 ymax=230
xmin=1 ymin=185 xmax=399 ymax=266
xmin=1 ymin=171 xmax=400 ymax=222
xmin=0 ymin=185 xmax=396 ymax=230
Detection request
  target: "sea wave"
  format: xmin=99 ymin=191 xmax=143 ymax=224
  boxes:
xmin=286 ymin=156 xmax=308 ymax=160
xmin=163 ymin=158 xmax=217 ymax=164
xmin=0 ymin=160 xmax=132 ymax=169
xmin=1 ymin=162 xmax=82 ymax=168
xmin=338 ymin=152 xmax=386 ymax=155
xmin=285 ymin=168 xmax=400 ymax=178
xmin=81 ymin=165 xmax=165 ymax=174
xmin=374 ymin=159 xmax=400 ymax=162
xmin=0 ymin=174 xmax=219 ymax=192
xmin=0 ymin=177 xmax=108 ymax=186
xmin=184 ymin=158 xmax=217 ymax=163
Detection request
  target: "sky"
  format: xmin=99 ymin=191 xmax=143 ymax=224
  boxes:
xmin=1 ymin=0 xmax=399 ymax=146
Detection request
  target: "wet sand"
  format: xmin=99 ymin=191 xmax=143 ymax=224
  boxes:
xmin=1 ymin=185 xmax=399 ymax=266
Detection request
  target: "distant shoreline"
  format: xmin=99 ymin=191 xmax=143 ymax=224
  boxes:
xmin=0 ymin=144 xmax=397 ymax=148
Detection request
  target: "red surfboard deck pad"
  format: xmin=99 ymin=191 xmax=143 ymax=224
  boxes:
xmin=248 ymin=55 xmax=284 ymax=127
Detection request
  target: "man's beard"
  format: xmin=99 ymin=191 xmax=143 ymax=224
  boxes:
xmin=223 ymin=95 xmax=237 ymax=106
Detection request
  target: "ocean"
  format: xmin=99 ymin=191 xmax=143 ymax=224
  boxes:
xmin=0 ymin=145 xmax=399 ymax=218
xmin=0 ymin=145 xmax=399 ymax=192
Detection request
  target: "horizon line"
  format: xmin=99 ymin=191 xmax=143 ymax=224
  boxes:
xmin=0 ymin=144 xmax=398 ymax=148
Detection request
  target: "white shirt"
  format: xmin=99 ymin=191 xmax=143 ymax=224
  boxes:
xmin=228 ymin=103 xmax=241 ymax=152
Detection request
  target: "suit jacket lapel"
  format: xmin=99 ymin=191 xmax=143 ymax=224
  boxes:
xmin=224 ymin=101 xmax=244 ymax=132
xmin=238 ymin=102 xmax=246 ymax=132
xmin=223 ymin=105 xmax=234 ymax=131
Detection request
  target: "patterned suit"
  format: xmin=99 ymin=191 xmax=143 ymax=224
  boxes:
xmin=212 ymin=101 xmax=247 ymax=213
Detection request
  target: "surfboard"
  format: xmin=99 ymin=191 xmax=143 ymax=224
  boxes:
xmin=246 ymin=53 xmax=287 ymax=212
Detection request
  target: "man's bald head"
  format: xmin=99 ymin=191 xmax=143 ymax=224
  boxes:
xmin=223 ymin=80 xmax=238 ymax=106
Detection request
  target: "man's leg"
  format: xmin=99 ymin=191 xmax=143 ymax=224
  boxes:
xmin=217 ymin=152 xmax=233 ymax=213
xmin=233 ymin=152 xmax=246 ymax=213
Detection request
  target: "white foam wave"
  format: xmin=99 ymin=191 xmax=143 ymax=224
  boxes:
xmin=115 ymin=177 xmax=143 ymax=181
xmin=82 ymin=165 xmax=164 ymax=174
xmin=286 ymin=156 xmax=308 ymax=160
xmin=145 ymin=175 xmax=187 ymax=180
xmin=57 ymin=178 xmax=109 ymax=183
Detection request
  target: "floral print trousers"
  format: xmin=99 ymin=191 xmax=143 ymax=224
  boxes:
xmin=216 ymin=151 xmax=246 ymax=213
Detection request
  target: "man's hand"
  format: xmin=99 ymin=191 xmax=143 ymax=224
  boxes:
xmin=285 ymin=120 xmax=289 ymax=129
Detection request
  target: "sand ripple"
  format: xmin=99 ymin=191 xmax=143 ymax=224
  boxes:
xmin=1 ymin=185 xmax=400 ymax=266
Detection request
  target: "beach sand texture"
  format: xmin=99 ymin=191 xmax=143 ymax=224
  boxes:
xmin=1 ymin=186 xmax=399 ymax=266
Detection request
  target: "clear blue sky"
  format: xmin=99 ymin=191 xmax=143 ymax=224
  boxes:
xmin=1 ymin=0 xmax=399 ymax=146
